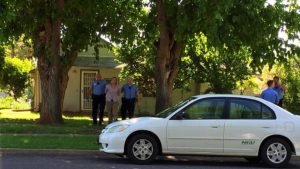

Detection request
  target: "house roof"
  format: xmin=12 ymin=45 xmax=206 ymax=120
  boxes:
xmin=73 ymin=57 xmax=122 ymax=68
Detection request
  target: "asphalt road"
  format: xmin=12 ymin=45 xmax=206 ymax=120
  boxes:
xmin=1 ymin=150 xmax=300 ymax=169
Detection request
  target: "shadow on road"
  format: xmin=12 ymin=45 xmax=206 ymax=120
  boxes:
xmin=96 ymin=154 xmax=299 ymax=169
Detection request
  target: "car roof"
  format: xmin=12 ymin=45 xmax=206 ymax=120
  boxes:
xmin=192 ymin=94 xmax=270 ymax=103
xmin=193 ymin=94 xmax=259 ymax=99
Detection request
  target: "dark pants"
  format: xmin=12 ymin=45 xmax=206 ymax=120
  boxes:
xmin=121 ymin=98 xmax=136 ymax=120
xmin=92 ymin=94 xmax=106 ymax=124
xmin=278 ymin=98 xmax=284 ymax=107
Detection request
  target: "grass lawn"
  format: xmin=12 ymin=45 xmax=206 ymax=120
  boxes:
xmin=0 ymin=135 xmax=99 ymax=150
xmin=0 ymin=118 xmax=103 ymax=135
xmin=0 ymin=109 xmax=104 ymax=150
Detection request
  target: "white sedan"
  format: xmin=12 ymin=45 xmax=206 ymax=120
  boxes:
xmin=99 ymin=94 xmax=300 ymax=167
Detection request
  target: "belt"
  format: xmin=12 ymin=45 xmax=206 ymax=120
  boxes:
xmin=93 ymin=94 xmax=105 ymax=96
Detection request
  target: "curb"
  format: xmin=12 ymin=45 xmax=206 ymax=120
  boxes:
xmin=0 ymin=148 xmax=100 ymax=156
xmin=1 ymin=148 xmax=299 ymax=161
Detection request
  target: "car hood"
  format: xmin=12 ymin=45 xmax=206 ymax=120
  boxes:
xmin=105 ymin=117 xmax=162 ymax=128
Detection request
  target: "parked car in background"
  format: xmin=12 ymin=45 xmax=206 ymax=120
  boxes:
xmin=99 ymin=94 xmax=300 ymax=168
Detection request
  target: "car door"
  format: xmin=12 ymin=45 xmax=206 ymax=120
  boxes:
xmin=167 ymin=98 xmax=225 ymax=154
xmin=224 ymin=98 xmax=276 ymax=155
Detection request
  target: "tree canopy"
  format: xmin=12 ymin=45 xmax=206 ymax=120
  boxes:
xmin=0 ymin=0 xmax=145 ymax=124
xmin=115 ymin=0 xmax=300 ymax=112
xmin=1 ymin=0 xmax=299 ymax=118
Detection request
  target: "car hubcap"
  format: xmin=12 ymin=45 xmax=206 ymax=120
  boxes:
xmin=267 ymin=142 xmax=287 ymax=164
xmin=132 ymin=139 xmax=153 ymax=160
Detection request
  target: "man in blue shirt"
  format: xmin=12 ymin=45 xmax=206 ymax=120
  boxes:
xmin=121 ymin=77 xmax=139 ymax=120
xmin=261 ymin=80 xmax=279 ymax=104
xmin=90 ymin=73 xmax=107 ymax=125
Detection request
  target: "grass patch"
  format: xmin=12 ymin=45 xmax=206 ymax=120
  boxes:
xmin=0 ymin=119 xmax=103 ymax=135
xmin=0 ymin=135 xmax=99 ymax=150
xmin=0 ymin=109 xmax=105 ymax=150
xmin=0 ymin=109 xmax=39 ymax=120
xmin=0 ymin=109 xmax=104 ymax=135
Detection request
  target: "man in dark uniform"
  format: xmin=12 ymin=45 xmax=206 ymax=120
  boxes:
xmin=90 ymin=73 xmax=106 ymax=125
xmin=121 ymin=77 xmax=139 ymax=120
xmin=273 ymin=76 xmax=285 ymax=107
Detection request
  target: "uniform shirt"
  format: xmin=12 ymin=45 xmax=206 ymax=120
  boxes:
xmin=274 ymin=85 xmax=284 ymax=100
xmin=105 ymin=84 xmax=120 ymax=102
xmin=91 ymin=80 xmax=106 ymax=95
xmin=261 ymin=88 xmax=279 ymax=104
xmin=122 ymin=84 xmax=138 ymax=99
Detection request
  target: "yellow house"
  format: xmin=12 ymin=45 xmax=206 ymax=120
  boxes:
xmin=31 ymin=44 xmax=123 ymax=113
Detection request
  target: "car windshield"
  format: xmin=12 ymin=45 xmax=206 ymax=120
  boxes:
xmin=155 ymin=97 xmax=196 ymax=118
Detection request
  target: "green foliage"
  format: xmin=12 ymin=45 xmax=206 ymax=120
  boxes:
xmin=0 ymin=96 xmax=31 ymax=109
xmin=178 ymin=34 xmax=252 ymax=93
xmin=0 ymin=0 xmax=146 ymax=60
xmin=0 ymin=46 xmax=4 ymax=80
xmin=114 ymin=34 xmax=157 ymax=96
xmin=244 ymin=57 xmax=300 ymax=113
xmin=156 ymin=0 xmax=300 ymax=64
xmin=274 ymin=58 xmax=300 ymax=113
xmin=236 ymin=77 xmax=260 ymax=95
xmin=0 ymin=40 xmax=33 ymax=99
xmin=0 ymin=47 xmax=33 ymax=99
xmin=114 ymin=0 xmax=300 ymax=96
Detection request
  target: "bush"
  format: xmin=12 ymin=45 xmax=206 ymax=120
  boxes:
xmin=0 ymin=96 xmax=31 ymax=110
xmin=0 ymin=57 xmax=33 ymax=99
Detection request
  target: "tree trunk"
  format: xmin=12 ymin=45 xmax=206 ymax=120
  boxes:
xmin=33 ymin=0 xmax=65 ymax=124
xmin=155 ymin=0 xmax=183 ymax=113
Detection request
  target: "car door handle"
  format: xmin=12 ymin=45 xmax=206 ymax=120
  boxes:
xmin=262 ymin=126 xmax=271 ymax=129
xmin=211 ymin=125 xmax=220 ymax=128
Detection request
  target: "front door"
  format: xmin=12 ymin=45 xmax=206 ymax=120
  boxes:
xmin=167 ymin=98 xmax=226 ymax=154
xmin=81 ymin=70 xmax=98 ymax=111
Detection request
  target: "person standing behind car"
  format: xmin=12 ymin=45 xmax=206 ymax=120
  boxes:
xmin=273 ymin=76 xmax=285 ymax=107
xmin=105 ymin=77 xmax=120 ymax=123
xmin=121 ymin=77 xmax=139 ymax=120
xmin=261 ymin=80 xmax=279 ymax=104
xmin=90 ymin=73 xmax=106 ymax=125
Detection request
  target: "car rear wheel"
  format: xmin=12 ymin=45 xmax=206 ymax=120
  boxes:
xmin=126 ymin=133 xmax=158 ymax=164
xmin=260 ymin=138 xmax=291 ymax=168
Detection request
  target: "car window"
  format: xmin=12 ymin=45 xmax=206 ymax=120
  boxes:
xmin=156 ymin=97 xmax=196 ymax=118
xmin=229 ymin=99 xmax=275 ymax=119
xmin=262 ymin=104 xmax=275 ymax=119
xmin=182 ymin=99 xmax=225 ymax=120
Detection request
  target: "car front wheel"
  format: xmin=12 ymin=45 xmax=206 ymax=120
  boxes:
xmin=260 ymin=138 xmax=291 ymax=168
xmin=126 ymin=133 xmax=158 ymax=164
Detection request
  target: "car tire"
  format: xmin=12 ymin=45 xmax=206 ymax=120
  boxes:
xmin=260 ymin=138 xmax=291 ymax=168
xmin=126 ymin=133 xmax=158 ymax=164
xmin=244 ymin=157 xmax=261 ymax=163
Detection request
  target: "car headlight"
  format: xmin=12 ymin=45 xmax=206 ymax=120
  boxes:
xmin=107 ymin=125 xmax=130 ymax=133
